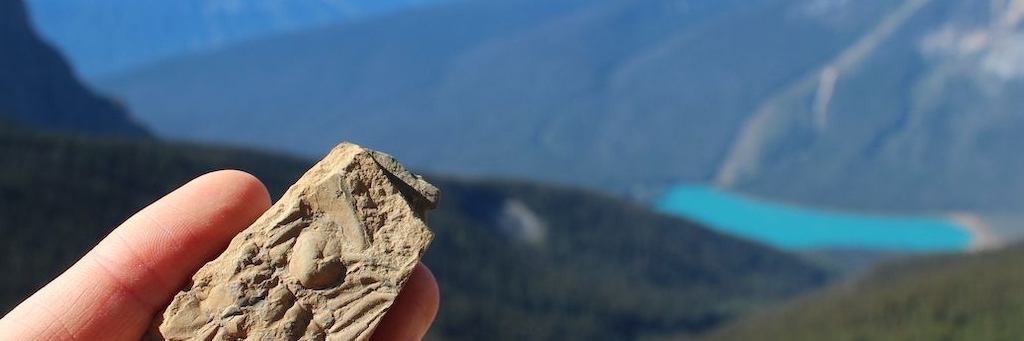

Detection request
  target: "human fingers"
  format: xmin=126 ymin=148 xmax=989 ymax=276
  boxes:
xmin=0 ymin=170 xmax=271 ymax=341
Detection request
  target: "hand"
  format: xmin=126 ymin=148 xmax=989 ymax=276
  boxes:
xmin=0 ymin=170 xmax=439 ymax=341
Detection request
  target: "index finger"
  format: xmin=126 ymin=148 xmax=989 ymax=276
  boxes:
xmin=0 ymin=170 xmax=272 ymax=341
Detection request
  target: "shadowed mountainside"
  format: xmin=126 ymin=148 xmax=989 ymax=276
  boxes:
xmin=0 ymin=0 xmax=148 ymax=136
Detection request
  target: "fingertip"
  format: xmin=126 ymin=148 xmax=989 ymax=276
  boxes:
xmin=411 ymin=263 xmax=440 ymax=320
xmin=192 ymin=170 xmax=272 ymax=210
xmin=90 ymin=169 xmax=274 ymax=311
xmin=371 ymin=262 xmax=440 ymax=341
xmin=0 ymin=170 xmax=275 ymax=341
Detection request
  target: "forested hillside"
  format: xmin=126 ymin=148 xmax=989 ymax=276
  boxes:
xmin=0 ymin=124 xmax=828 ymax=341
xmin=694 ymin=243 xmax=1024 ymax=341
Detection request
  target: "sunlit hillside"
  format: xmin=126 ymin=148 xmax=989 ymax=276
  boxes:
xmin=693 ymin=244 xmax=1024 ymax=341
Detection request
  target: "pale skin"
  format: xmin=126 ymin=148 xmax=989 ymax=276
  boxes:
xmin=0 ymin=170 xmax=440 ymax=341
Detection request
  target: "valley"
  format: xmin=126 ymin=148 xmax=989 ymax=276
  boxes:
xmin=0 ymin=122 xmax=828 ymax=341
xmin=7 ymin=0 xmax=1024 ymax=340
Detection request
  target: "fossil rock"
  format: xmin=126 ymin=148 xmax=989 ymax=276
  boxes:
xmin=144 ymin=143 xmax=438 ymax=341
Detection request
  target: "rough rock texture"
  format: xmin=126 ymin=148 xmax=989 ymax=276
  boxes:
xmin=144 ymin=143 xmax=438 ymax=341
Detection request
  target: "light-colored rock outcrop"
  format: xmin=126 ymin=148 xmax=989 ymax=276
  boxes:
xmin=144 ymin=143 xmax=438 ymax=341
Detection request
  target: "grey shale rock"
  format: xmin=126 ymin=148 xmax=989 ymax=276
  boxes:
xmin=144 ymin=143 xmax=438 ymax=341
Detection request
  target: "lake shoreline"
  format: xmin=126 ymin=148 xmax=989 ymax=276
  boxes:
xmin=657 ymin=185 xmax=973 ymax=252
xmin=947 ymin=213 xmax=1002 ymax=251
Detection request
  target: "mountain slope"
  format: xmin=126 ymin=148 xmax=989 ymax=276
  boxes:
xmin=25 ymin=0 xmax=460 ymax=79
xmin=0 ymin=0 xmax=148 ymax=136
xmin=719 ymin=0 xmax=1024 ymax=212
xmin=104 ymin=0 xmax=1024 ymax=212
xmin=100 ymin=0 xmax=895 ymax=196
xmin=693 ymin=243 xmax=1024 ymax=341
xmin=0 ymin=126 xmax=828 ymax=341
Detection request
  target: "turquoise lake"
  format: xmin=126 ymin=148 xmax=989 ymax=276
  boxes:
xmin=654 ymin=186 xmax=971 ymax=251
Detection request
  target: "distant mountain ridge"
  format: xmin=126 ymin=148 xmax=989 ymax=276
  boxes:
xmin=0 ymin=0 xmax=148 ymax=136
xmin=102 ymin=0 xmax=1024 ymax=212
xmin=25 ymin=0 xmax=460 ymax=79
xmin=100 ymin=0 xmax=886 ymax=193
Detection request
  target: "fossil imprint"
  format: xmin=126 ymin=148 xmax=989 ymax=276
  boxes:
xmin=143 ymin=143 xmax=438 ymax=341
